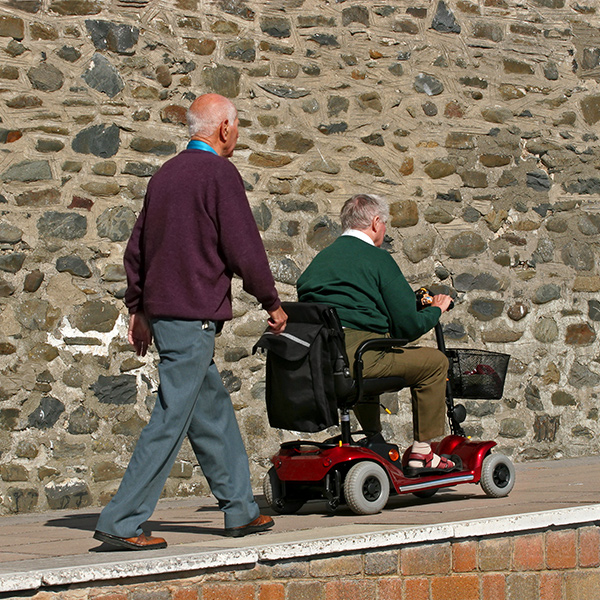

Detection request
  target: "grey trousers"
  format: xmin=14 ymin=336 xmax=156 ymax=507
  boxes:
xmin=95 ymin=319 xmax=259 ymax=537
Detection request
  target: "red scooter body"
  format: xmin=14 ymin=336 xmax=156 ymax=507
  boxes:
xmin=271 ymin=435 xmax=496 ymax=499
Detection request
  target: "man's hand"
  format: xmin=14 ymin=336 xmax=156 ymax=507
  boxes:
xmin=431 ymin=294 xmax=453 ymax=313
xmin=128 ymin=311 xmax=153 ymax=356
xmin=267 ymin=306 xmax=287 ymax=334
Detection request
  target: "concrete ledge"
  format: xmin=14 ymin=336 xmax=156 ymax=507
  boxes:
xmin=2 ymin=504 xmax=599 ymax=593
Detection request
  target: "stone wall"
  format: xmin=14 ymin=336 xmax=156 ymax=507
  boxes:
xmin=0 ymin=0 xmax=600 ymax=514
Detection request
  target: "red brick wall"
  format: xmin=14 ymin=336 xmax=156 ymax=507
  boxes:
xmin=25 ymin=525 xmax=600 ymax=600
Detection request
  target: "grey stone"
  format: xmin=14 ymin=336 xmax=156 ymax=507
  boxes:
xmin=431 ymin=1 xmax=460 ymax=33
xmin=589 ymin=299 xmax=600 ymax=322
xmin=0 ymin=253 xmax=25 ymax=274
xmin=525 ymin=384 xmax=543 ymax=411
xmin=260 ymin=16 xmax=291 ymax=37
xmin=342 ymin=5 xmax=369 ymax=26
xmin=253 ymin=203 xmax=272 ymax=231
xmin=27 ymin=63 xmax=64 ymax=92
xmin=28 ymin=396 xmax=65 ymax=429
xmin=68 ymin=406 xmax=99 ymax=434
xmin=123 ymin=162 xmax=159 ymax=177
xmin=36 ymin=139 xmax=65 ymax=153
xmin=361 ymin=133 xmax=385 ymax=146
xmin=303 ymin=157 xmax=340 ymax=174
xmin=460 ymin=170 xmax=488 ymax=188
xmin=72 ymin=124 xmax=120 ymax=158
xmin=221 ymin=369 xmax=242 ymax=393
xmin=561 ymin=241 xmax=594 ymax=271
xmin=0 ymin=278 xmax=15 ymax=297
xmin=308 ymin=33 xmax=340 ymax=48
xmin=85 ymin=20 xmax=139 ymax=54
xmin=465 ymin=400 xmax=496 ymax=417
xmin=568 ymin=361 xmax=600 ymax=388
xmin=454 ymin=273 xmax=501 ymax=292
xmin=82 ymin=53 xmax=124 ymax=98
xmin=499 ymin=418 xmax=526 ymax=438
xmin=446 ymin=232 xmax=486 ymax=258
xmin=534 ymin=414 xmax=560 ymax=443
xmin=225 ymin=39 xmax=255 ymax=62
xmin=258 ymin=82 xmax=310 ymax=99
xmin=97 ymin=206 xmax=136 ymax=242
xmin=349 ymin=156 xmax=384 ymax=177
xmin=443 ymin=321 xmax=466 ymax=340
xmin=45 ymin=478 xmax=91 ymax=510
xmin=403 ymin=233 xmax=435 ymax=263
xmin=56 ymin=255 xmax=91 ymax=278
xmin=2 ymin=160 xmax=52 ymax=182
xmin=544 ymin=61 xmax=559 ymax=80
xmin=551 ymin=391 xmax=576 ymax=406
xmin=468 ymin=299 xmax=504 ymax=321
xmin=546 ymin=216 xmax=568 ymax=233
xmin=275 ymin=131 xmax=314 ymax=154
xmin=414 ymin=73 xmax=444 ymax=96
xmin=224 ymin=347 xmax=249 ymax=362
xmin=526 ymin=169 xmax=552 ymax=191
xmin=37 ymin=212 xmax=87 ymax=240
xmin=0 ymin=408 xmax=20 ymax=429
xmin=572 ymin=425 xmax=593 ymax=439
xmin=130 ymin=137 xmax=177 ymax=156
xmin=533 ymin=283 xmax=561 ymax=304
xmin=277 ymin=199 xmax=318 ymax=212
xmin=270 ymin=257 xmax=302 ymax=285
xmin=202 ymin=64 xmax=240 ymax=97
xmin=16 ymin=299 xmax=60 ymax=331
xmin=563 ymin=177 xmax=600 ymax=195
xmin=481 ymin=107 xmax=512 ymax=123
xmin=57 ymin=45 xmax=81 ymax=62
xmin=218 ymin=0 xmax=255 ymax=20
xmin=532 ymin=238 xmax=554 ymax=263
xmin=307 ymin=216 xmax=341 ymax=251
xmin=422 ymin=101 xmax=438 ymax=116
xmin=388 ymin=63 xmax=404 ymax=76
xmin=317 ymin=122 xmax=348 ymax=135
xmin=4 ymin=488 xmax=38 ymax=513
xmin=578 ymin=214 xmax=600 ymax=236
xmin=112 ymin=413 xmax=147 ymax=437
xmin=73 ymin=300 xmax=120 ymax=332
xmin=533 ymin=317 xmax=558 ymax=343
xmin=424 ymin=204 xmax=453 ymax=224
xmin=91 ymin=374 xmax=137 ymax=405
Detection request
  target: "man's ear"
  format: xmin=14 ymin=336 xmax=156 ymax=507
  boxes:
xmin=220 ymin=119 xmax=229 ymax=141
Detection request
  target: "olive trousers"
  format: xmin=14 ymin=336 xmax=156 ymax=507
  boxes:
xmin=344 ymin=328 xmax=448 ymax=441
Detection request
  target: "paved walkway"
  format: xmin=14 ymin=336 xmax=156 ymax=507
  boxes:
xmin=1 ymin=455 xmax=599 ymax=592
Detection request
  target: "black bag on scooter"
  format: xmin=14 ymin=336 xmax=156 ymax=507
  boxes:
xmin=253 ymin=303 xmax=341 ymax=433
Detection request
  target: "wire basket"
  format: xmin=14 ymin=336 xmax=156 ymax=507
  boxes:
xmin=446 ymin=349 xmax=510 ymax=399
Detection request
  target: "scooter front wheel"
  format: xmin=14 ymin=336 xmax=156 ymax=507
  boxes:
xmin=480 ymin=453 xmax=515 ymax=497
xmin=263 ymin=467 xmax=305 ymax=514
xmin=344 ymin=461 xmax=390 ymax=515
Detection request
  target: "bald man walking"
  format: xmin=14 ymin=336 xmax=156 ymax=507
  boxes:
xmin=94 ymin=94 xmax=287 ymax=549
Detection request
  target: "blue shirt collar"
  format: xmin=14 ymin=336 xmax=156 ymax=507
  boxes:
xmin=187 ymin=139 xmax=218 ymax=155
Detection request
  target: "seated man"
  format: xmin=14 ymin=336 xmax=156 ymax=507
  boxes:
xmin=297 ymin=193 xmax=456 ymax=474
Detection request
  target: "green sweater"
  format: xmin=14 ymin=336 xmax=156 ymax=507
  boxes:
xmin=296 ymin=236 xmax=441 ymax=342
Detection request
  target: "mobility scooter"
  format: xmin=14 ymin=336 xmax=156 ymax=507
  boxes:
xmin=254 ymin=292 xmax=515 ymax=515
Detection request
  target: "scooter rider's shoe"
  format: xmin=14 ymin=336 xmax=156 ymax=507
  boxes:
xmin=403 ymin=451 xmax=462 ymax=478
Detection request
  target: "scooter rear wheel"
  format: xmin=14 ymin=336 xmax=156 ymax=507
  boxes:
xmin=263 ymin=467 xmax=305 ymax=514
xmin=344 ymin=461 xmax=390 ymax=515
xmin=480 ymin=453 xmax=515 ymax=497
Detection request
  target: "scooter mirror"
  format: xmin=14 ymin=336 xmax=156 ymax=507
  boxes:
xmin=453 ymin=404 xmax=467 ymax=423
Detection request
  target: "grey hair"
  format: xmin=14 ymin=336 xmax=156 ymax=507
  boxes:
xmin=340 ymin=194 xmax=389 ymax=231
xmin=187 ymin=98 xmax=237 ymax=138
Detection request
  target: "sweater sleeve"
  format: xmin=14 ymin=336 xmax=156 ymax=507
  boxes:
xmin=123 ymin=203 xmax=147 ymax=314
xmin=379 ymin=268 xmax=441 ymax=342
xmin=215 ymin=167 xmax=281 ymax=312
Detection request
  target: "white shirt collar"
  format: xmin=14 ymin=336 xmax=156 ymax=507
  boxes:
xmin=342 ymin=229 xmax=375 ymax=246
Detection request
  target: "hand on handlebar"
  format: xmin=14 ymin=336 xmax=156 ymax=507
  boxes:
xmin=431 ymin=294 xmax=453 ymax=313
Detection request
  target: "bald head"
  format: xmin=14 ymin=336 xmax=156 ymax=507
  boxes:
xmin=187 ymin=94 xmax=237 ymax=139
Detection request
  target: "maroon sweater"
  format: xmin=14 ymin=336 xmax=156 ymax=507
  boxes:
xmin=124 ymin=149 xmax=280 ymax=320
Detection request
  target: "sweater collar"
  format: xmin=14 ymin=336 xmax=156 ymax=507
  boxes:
xmin=342 ymin=229 xmax=375 ymax=246
xmin=187 ymin=139 xmax=218 ymax=155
